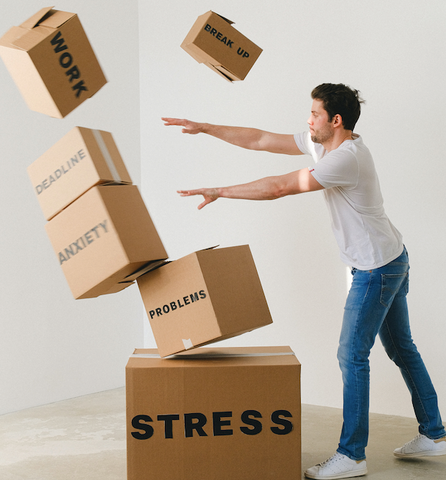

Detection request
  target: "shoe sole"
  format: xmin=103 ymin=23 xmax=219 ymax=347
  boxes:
xmin=304 ymin=469 xmax=368 ymax=480
xmin=394 ymin=450 xmax=446 ymax=458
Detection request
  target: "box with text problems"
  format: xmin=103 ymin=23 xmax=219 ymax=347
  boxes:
xmin=137 ymin=245 xmax=273 ymax=357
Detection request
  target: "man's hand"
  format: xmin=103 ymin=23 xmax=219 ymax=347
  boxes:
xmin=162 ymin=117 xmax=204 ymax=135
xmin=177 ymin=188 xmax=219 ymax=210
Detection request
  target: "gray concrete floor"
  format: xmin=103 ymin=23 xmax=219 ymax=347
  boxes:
xmin=0 ymin=388 xmax=445 ymax=479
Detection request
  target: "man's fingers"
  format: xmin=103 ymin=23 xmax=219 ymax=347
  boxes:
xmin=162 ymin=117 xmax=184 ymax=126
xmin=177 ymin=189 xmax=199 ymax=197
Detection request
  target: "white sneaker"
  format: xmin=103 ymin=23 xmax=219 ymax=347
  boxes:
xmin=394 ymin=433 xmax=446 ymax=457
xmin=304 ymin=452 xmax=368 ymax=479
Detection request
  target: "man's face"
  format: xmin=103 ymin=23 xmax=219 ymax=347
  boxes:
xmin=307 ymin=99 xmax=334 ymax=144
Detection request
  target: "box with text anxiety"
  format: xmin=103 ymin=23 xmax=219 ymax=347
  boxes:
xmin=137 ymin=245 xmax=273 ymax=357
xmin=44 ymin=184 xmax=167 ymax=299
xmin=0 ymin=7 xmax=107 ymax=118
xmin=28 ymin=126 xmax=132 ymax=220
xmin=181 ymin=11 xmax=262 ymax=82
xmin=126 ymin=346 xmax=301 ymax=480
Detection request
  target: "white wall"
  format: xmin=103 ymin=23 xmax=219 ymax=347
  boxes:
xmin=0 ymin=0 xmax=142 ymax=415
xmin=139 ymin=0 xmax=446 ymax=419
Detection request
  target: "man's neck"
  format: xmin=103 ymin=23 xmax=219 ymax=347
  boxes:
xmin=323 ymin=130 xmax=354 ymax=152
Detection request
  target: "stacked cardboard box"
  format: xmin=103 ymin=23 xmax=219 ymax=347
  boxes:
xmin=28 ymin=126 xmax=168 ymax=299
xmin=3 ymin=6 xmax=301 ymax=479
xmin=126 ymin=346 xmax=301 ymax=480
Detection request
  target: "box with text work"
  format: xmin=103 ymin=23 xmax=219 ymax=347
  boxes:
xmin=181 ymin=11 xmax=262 ymax=82
xmin=28 ymin=127 xmax=132 ymax=220
xmin=0 ymin=7 xmax=107 ymax=118
xmin=137 ymin=245 xmax=273 ymax=357
xmin=45 ymin=184 xmax=167 ymax=299
xmin=126 ymin=346 xmax=301 ymax=480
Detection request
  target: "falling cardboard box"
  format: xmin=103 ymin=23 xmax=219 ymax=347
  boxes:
xmin=181 ymin=11 xmax=262 ymax=82
xmin=28 ymin=127 xmax=132 ymax=220
xmin=126 ymin=346 xmax=301 ymax=480
xmin=137 ymin=245 xmax=273 ymax=357
xmin=45 ymin=184 xmax=167 ymax=299
xmin=0 ymin=6 xmax=107 ymax=118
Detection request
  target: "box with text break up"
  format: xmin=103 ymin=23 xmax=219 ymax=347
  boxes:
xmin=126 ymin=346 xmax=301 ymax=480
xmin=28 ymin=127 xmax=132 ymax=220
xmin=45 ymin=184 xmax=167 ymax=299
xmin=0 ymin=7 xmax=106 ymax=118
xmin=137 ymin=245 xmax=273 ymax=357
xmin=181 ymin=11 xmax=262 ymax=82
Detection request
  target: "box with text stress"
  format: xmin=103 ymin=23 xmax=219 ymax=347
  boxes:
xmin=137 ymin=245 xmax=273 ymax=357
xmin=45 ymin=184 xmax=167 ymax=299
xmin=0 ymin=7 xmax=106 ymax=118
xmin=181 ymin=11 xmax=262 ymax=82
xmin=28 ymin=126 xmax=132 ymax=220
xmin=126 ymin=346 xmax=301 ymax=480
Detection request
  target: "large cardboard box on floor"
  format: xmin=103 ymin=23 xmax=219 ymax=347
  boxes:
xmin=137 ymin=245 xmax=273 ymax=357
xmin=45 ymin=184 xmax=167 ymax=299
xmin=0 ymin=7 xmax=106 ymax=118
xmin=28 ymin=127 xmax=132 ymax=220
xmin=126 ymin=346 xmax=301 ymax=480
xmin=181 ymin=11 xmax=262 ymax=82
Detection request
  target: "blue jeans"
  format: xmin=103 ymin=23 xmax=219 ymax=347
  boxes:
xmin=337 ymin=246 xmax=445 ymax=461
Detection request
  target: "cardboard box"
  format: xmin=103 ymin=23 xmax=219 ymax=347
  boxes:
xmin=45 ymin=184 xmax=167 ymax=299
xmin=126 ymin=346 xmax=301 ymax=480
xmin=137 ymin=245 xmax=273 ymax=357
xmin=0 ymin=7 xmax=107 ymax=118
xmin=28 ymin=127 xmax=132 ymax=220
xmin=181 ymin=11 xmax=262 ymax=82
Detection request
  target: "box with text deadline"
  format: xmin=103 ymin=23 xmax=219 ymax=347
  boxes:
xmin=28 ymin=127 xmax=132 ymax=220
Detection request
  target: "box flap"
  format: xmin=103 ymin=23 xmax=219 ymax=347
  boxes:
xmin=39 ymin=10 xmax=76 ymax=29
xmin=125 ymin=259 xmax=170 ymax=281
xmin=20 ymin=6 xmax=54 ymax=29
xmin=213 ymin=11 xmax=234 ymax=26
xmin=11 ymin=28 xmax=48 ymax=51
xmin=20 ymin=7 xmax=75 ymax=30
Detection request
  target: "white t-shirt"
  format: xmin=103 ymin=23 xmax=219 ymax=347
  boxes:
xmin=294 ymin=131 xmax=403 ymax=270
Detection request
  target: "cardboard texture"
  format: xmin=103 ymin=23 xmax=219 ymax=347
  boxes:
xmin=0 ymin=7 xmax=107 ymax=118
xmin=28 ymin=126 xmax=132 ymax=220
xmin=181 ymin=11 xmax=262 ymax=82
xmin=137 ymin=245 xmax=273 ymax=357
xmin=126 ymin=346 xmax=301 ymax=480
xmin=44 ymin=184 xmax=167 ymax=299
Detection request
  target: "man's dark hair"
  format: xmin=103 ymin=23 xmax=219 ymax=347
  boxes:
xmin=311 ymin=83 xmax=365 ymax=131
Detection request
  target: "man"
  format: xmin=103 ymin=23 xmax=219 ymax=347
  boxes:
xmin=162 ymin=83 xmax=446 ymax=479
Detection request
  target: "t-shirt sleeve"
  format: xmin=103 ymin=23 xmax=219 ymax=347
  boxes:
xmin=310 ymin=149 xmax=359 ymax=189
xmin=294 ymin=132 xmax=313 ymax=156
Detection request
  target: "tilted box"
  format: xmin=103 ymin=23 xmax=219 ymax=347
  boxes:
xmin=0 ymin=7 xmax=107 ymax=118
xmin=126 ymin=346 xmax=301 ymax=480
xmin=137 ymin=245 xmax=273 ymax=357
xmin=45 ymin=184 xmax=167 ymax=299
xmin=181 ymin=11 xmax=262 ymax=82
xmin=28 ymin=126 xmax=132 ymax=220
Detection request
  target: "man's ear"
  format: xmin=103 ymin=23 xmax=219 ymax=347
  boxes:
xmin=332 ymin=114 xmax=343 ymax=127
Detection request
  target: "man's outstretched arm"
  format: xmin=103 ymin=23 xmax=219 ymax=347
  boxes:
xmin=162 ymin=117 xmax=303 ymax=155
xmin=178 ymin=168 xmax=324 ymax=210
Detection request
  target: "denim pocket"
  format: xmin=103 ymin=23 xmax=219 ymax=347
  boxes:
xmin=380 ymin=273 xmax=408 ymax=307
